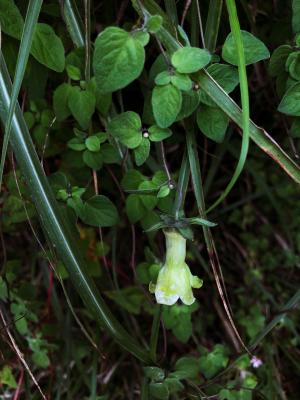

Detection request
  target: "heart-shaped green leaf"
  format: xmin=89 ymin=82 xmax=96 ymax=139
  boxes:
xmin=171 ymin=47 xmax=211 ymax=73
xmin=107 ymin=111 xmax=142 ymax=149
xmin=80 ymin=195 xmax=119 ymax=227
xmin=152 ymin=84 xmax=182 ymax=128
xmin=93 ymin=27 xmax=146 ymax=93
xmin=222 ymin=30 xmax=270 ymax=66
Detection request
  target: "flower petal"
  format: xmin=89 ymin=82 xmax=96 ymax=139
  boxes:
xmin=190 ymin=274 xmax=203 ymax=289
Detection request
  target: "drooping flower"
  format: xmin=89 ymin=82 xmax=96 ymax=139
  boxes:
xmin=150 ymin=229 xmax=203 ymax=306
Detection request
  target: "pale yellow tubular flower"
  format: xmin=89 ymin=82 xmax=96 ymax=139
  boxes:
xmin=150 ymin=229 xmax=203 ymax=306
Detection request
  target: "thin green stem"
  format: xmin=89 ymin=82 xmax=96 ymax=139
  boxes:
xmin=84 ymin=0 xmax=91 ymax=81
xmin=150 ymin=305 xmax=162 ymax=362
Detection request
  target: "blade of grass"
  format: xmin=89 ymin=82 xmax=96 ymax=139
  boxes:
xmin=0 ymin=0 xmax=43 ymax=192
xmin=172 ymin=150 xmax=190 ymax=219
xmin=0 ymin=54 xmax=151 ymax=364
xmin=204 ymin=0 xmax=223 ymax=52
xmin=61 ymin=0 xmax=85 ymax=47
xmin=149 ymin=305 xmax=161 ymax=362
xmin=206 ymin=0 xmax=250 ymax=212
xmin=186 ymin=122 xmax=251 ymax=355
xmin=133 ymin=0 xmax=300 ymax=185
xmin=164 ymin=0 xmax=178 ymax=25
xmin=250 ymin=289 xmax=300 ymax=350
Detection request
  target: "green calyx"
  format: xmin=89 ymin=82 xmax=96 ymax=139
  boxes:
xmin=150 ymin=229 xmax=203 ymax=306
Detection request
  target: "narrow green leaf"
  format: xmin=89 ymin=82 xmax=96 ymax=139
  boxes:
xmin=204 ymin=0 xmax=223 ymax=52
xmin=62 ymin=0 xmax=85 ymax=47
xmin=0 ymin=0 xmax=43 ymax=192
xmin=207 ymin=0 xmax=250 ymax=212
xmin=292 ymin=0 xmax=300 ymax=34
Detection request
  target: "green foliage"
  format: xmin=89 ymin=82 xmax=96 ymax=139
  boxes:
xmin=162 ymin=302 xmax=199 ymax=343
xmin=199 ymin=344 xmax=229 ymax=379
xmin=292 ymin=0 xmax=300 ymax=33
xmin=278 ymin=82 xmax=300 ymax=115
xmin=171 ymin=47 xmax=211 ymax=73
xmin=93 ymin=27 xmax=146 ymax=93
xmin=108 ymin=111 xmax=142 ymax=148
xmin=146 ymin=15 xmax=163 ymax=33
xmin=152 ymin=84 xmax=182 ymax=128
xmin=53 ymin=83 xmax=72 ymax=121
xmin=0 ymin=0 xmax=24 ymax=39
xmin=222 ymin=30 xmax=270 ymax=66
xmin=0 ymin=366 xmax=17 ymax=389
xmin=79 ymin=195 xmax=119 ymax=227
xmin=31 ymin=23 xmax=65 ymax=72
xmin=1 ymin=0 xmax=300 ymax=398
xmin=269 ymin=45 xmax=293 ymax=77
xmin=197 ymin=104 xmax=229 ymax=142
xmin=199 ymin=63 xmax=239 ymax=106
xmin=68 ymin=86 xmax=96 ymax=129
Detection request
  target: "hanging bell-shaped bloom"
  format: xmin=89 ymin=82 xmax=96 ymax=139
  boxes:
xmin=150 ymin=229 xmax=203 ymax=306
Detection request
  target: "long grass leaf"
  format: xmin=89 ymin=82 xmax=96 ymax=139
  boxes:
xmin=61 ymin=0 xmax=85 ymax=47
xmin=164 ymin=0 xmax=178 ymax=25
xmin=206 ymin=0 xmax=250 ymax=212
xmin=0 ymin=54 xmax=151 ymax=364
xmin=250 ymin=289 xmax=300 ymax=350
xmin=186 ymin=123 xmax=251 ymax=355
xmin=204 ymin=0 xmax=223 ymax=52
xmin=0 ymin=0 xmax=43 ymax=192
